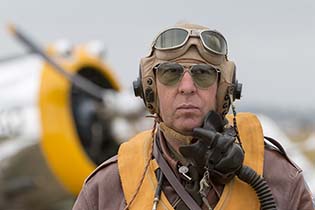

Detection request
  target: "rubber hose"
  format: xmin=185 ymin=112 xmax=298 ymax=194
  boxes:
xmin=237 ymin=165 xmax=278 ymax=210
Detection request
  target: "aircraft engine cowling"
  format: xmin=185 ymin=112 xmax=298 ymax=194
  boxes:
xmin=0 ymin=44 xmax=121 ymax=210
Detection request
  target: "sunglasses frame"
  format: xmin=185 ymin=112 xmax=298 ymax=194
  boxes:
xmin=154 ymin=62 xmax=221 ymax=89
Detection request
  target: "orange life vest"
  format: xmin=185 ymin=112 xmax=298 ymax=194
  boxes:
xmin=118 ymin=112 xmax=264 ymax=210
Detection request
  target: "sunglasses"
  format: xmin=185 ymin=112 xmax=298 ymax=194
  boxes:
xmin=155 ymin=62 xmax=220 ymax=89
xmin=153 ymin=27 xmax=228 ymax=55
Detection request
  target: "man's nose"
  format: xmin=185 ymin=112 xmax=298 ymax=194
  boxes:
xmin=178 ymin=71 xmax=197 ymax=94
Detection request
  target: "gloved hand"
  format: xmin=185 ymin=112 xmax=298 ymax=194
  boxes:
xmin=179 ymin=112 xmax=244 ymax=184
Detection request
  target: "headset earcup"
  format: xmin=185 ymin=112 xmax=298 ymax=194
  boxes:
xmin=231 ymin=65 xmax=242 ymax=101
xmin=132 ymin=65 xmax=156 ymax=114
xmin=133 ymin=66 xmax=145 ymax=103
xmin=233 ymin=80 xmax=242 ymax=100
xmin=133 ymin=77 xmax=143 ymax=99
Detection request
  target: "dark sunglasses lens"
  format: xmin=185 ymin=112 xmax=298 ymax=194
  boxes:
xmin=201 ymin=31 xmax=227 ymax=55
xmin=190 ymin=65 xmax=218 ymax=88
xmin=155 ymin=28 xmax=188 ymax=49
xmin=156 ymin=63 xmax=183 ymax=86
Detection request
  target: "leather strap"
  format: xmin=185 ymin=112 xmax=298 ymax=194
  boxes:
xmin=153 ymin=134 xmax=202 ymax=210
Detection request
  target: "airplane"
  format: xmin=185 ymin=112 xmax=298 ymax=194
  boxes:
xmin=0 ymin=24 xmax=150 ymax=210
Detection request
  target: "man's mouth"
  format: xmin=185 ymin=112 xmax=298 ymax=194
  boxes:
xmin=176 ymin=104 xmax=199 ymax=110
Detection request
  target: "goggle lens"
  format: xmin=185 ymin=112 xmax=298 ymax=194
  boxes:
xmin=200 ymin=31 xmax=227 ymax=55
xmin=155 ymin=28 xmax=188 ymax=49
xmin=156 ymin=62 xmax=218 ymax=89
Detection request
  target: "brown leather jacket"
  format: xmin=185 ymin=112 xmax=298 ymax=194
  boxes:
xmin=72 ymin=135 xmax=314 ymax=210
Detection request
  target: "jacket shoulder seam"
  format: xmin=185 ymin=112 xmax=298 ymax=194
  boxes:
xmin=84 ymin=155 xmax=118 ymax=184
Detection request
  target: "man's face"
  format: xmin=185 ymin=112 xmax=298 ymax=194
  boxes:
xmin=157 ymin=61 xmax=217 ymax=135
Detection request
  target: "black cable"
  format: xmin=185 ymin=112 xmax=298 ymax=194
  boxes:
xmin=152 ymin=169 xmax=164 ymax=210
xmin=237 ymin=166 xmax=277 ymax=210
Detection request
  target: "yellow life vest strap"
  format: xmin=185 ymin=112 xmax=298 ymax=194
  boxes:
xmin=118 ymin=130 xmax=174 ymax=209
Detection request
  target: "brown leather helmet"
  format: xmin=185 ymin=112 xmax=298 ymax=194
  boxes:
xmin=133 ymin=23 xmax=242 ymax=118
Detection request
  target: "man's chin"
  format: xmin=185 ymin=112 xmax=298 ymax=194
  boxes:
xmin=174 ymin=121 xmax=202 ymax=136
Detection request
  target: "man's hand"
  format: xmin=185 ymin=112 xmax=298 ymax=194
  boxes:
xmin=179 ymin=111 xmax=244 ymax=184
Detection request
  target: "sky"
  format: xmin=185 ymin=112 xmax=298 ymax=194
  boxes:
xmin=1 ymin=0 xmax=314 ymax=111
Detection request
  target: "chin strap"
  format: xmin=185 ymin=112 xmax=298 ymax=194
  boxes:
xmin=159 ymin=122 xmax=194 ymax=144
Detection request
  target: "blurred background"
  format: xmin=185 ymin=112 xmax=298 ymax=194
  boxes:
xmin=0 ymin=0 xmax=314 ymax=209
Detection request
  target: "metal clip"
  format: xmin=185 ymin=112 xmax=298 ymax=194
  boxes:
xmin=178 ymin=166 xmax=192 ymax=181
xmin=199 ymin=171 xmax=213 ymax=210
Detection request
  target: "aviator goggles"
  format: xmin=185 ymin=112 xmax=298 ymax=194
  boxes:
xmin=153 ymin=27 xmax=228 ymax=55
xmin=155 ymin=62 xmax=220 ymax=89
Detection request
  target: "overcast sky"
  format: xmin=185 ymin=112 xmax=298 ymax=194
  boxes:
xmin=1 ymin=0 xmax=314 ymax=111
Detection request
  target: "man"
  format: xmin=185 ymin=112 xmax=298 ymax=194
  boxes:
xmin=73 ymin=23 xmax=314 ymax=210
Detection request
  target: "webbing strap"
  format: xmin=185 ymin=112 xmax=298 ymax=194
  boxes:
xmin=153 ymin=137 xmax=202 ymax=210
